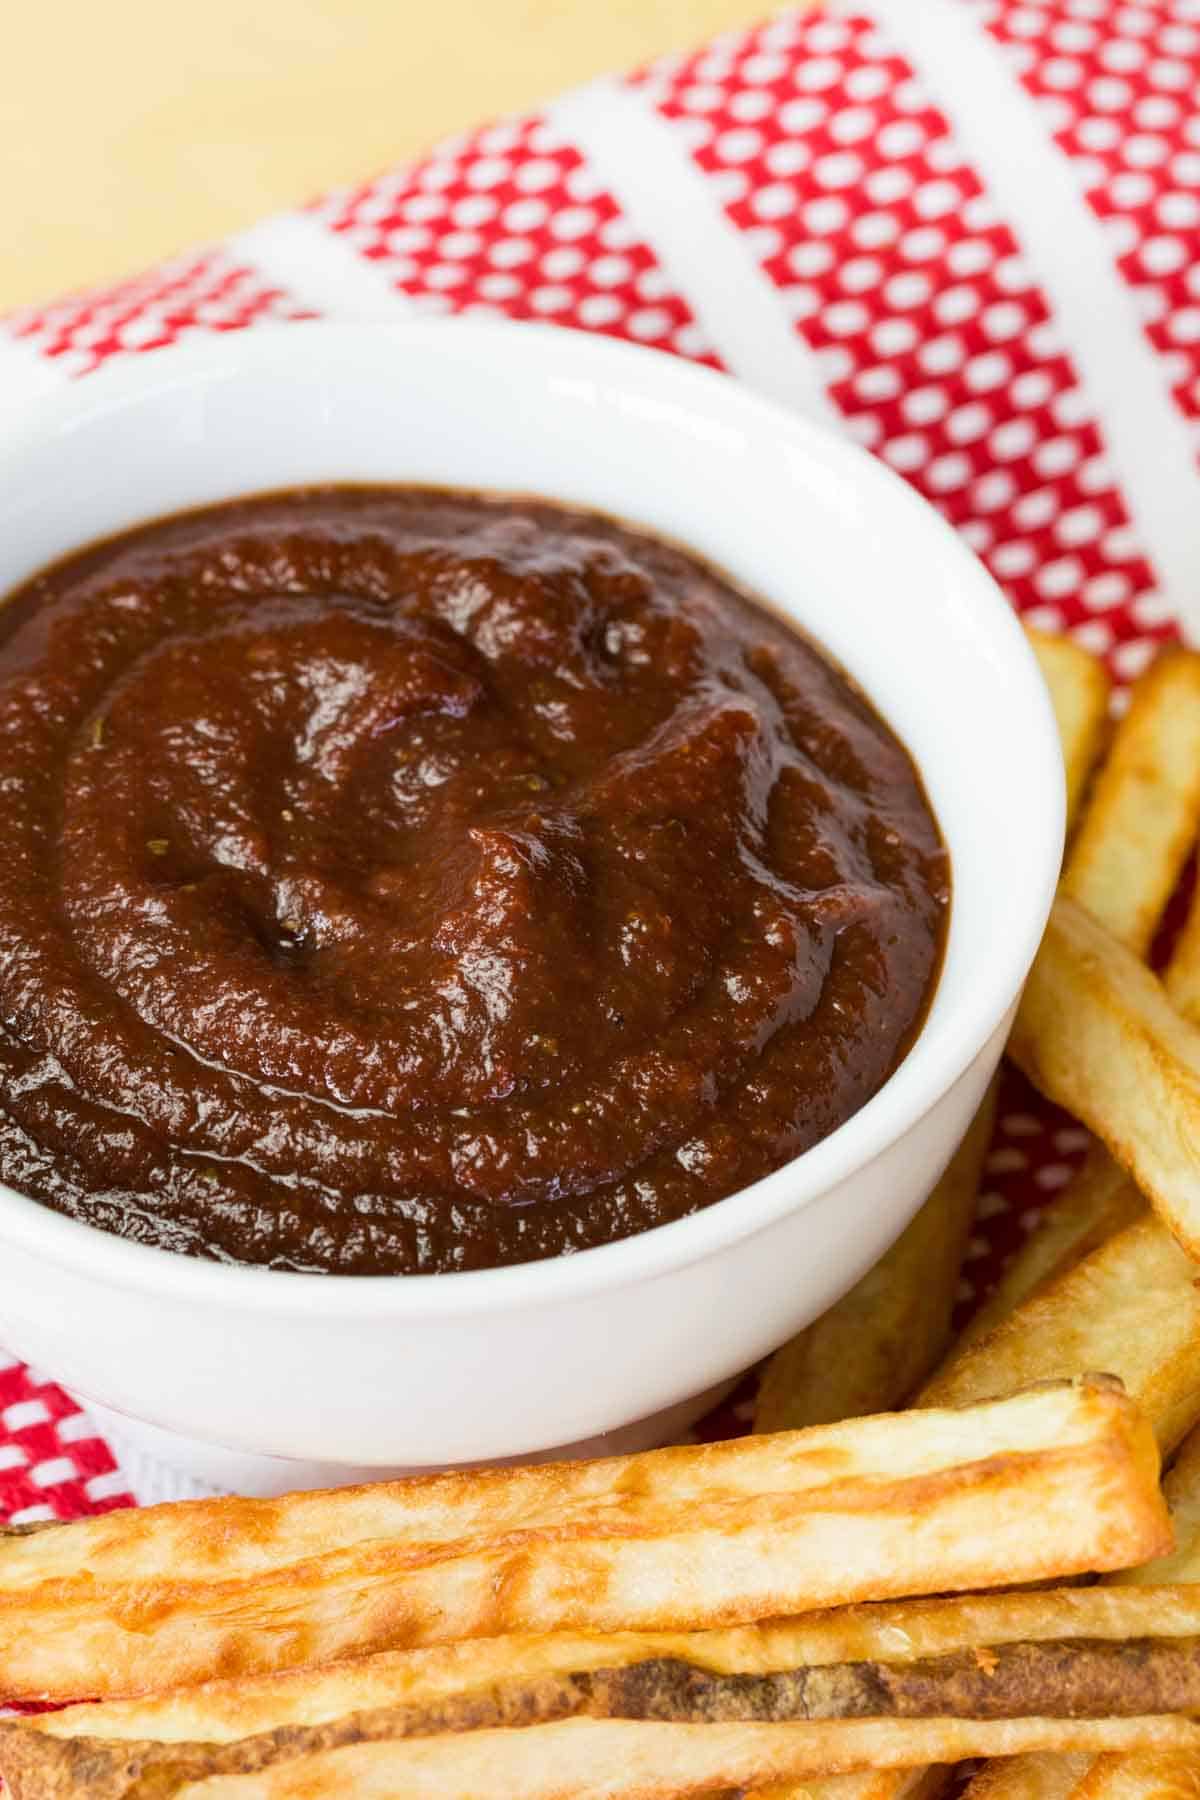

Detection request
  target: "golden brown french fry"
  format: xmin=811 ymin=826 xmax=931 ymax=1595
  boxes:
xmin=754 ymin=1085 xmax=997 ymax=1431
xmin=1064 ymin=1429 xmax=1200 ymax=1799
xmin=1060 ymin=649 xmax=1200 ymax=956
xmin=0 ymin=1372 xmax=1154 ymax=1599
xmin=879 ymin=1006 xmax=1200 ymax=1800
xmin=1043 ymin=1757 xmax=1199 ymax=1800
xmin=753 ymin=1776 xmax=949 ymax=1800
xmin=55 ymin=1598 xmax=1200 ymax=1748
xmin=9 ymin=1713 xmax=1200 ymax=1800
xmin=1025 ymin=628 xmax=1112 ymax=833
xmin=921 ymin=1215 xmax=1200 ymax=1452
xmin=957 ymin=1148 xmax=1143 ymax=1352
xmin=803 ymin=658 xmax=1200 ymax=1800
xmin=12 ymin=1588 xmax=1200 ymax=1799
xmin=964 ymin=1755 xmax=1106 ymax=1800
xmin=968 ymin=831 xmax=1200 ymax=1356
xmin=0 ymin=1378 xmax=1169 ymax=1702
xmin=1121 ymin=1424 xmax=1200 ymax=1588
xmin=1010 ymin=895 xmax=1200 ymax=1262
xmin=1164 ymin=894 xmax=1200 ymax=1025
xmin=21 ymin=1586 xmax=1200 ymax=1748
xmin=962 ymin=1421 xmax=1200 ymax=1799
xmin=967 ymin=1745 xmax=1200 ymax=1797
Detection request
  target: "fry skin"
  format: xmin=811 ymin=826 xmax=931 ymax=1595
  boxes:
xmin=10 ymin=1588 xmax=1200 ymax=1799
xmin=964 ymin=1418 xmax=1200 ymax=1800
xmin=1060 ymin=648 xmax=1200 ymax=957
xmin=752 ymin=1775 xmax=950 ymax=1800
xmin=0 ymin=1378 xmax=1170 ymax=1702
xmin=764 ymin=641 xmax=1200 ymax=1800
xmin=795 ymin=1191 xmax=1200 ymax=1800
xmin=856 ymin=899 xmax=1200 ymax=1800
xmin=25 ymin=1587 xmax=1200 ymax=1748
xmin=1119 ymin=1422 xmax=1200 ymax=1588
xmin=7 ymin=1712 xmax=1200 ymax=1800
xmin=922 ymin=1214 xmax=1200 ymax=1452
xmin=971 ymin=732 xmax=1200 ymax=1351
xmin=1010 ymin=895 xmax=1200 ymax=1262
xmin=965 ymin=1754 xmax=1113 ymax=1800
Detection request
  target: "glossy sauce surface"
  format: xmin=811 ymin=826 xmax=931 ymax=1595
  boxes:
xmin=0 ymin=489 xmax=948 ymax=1272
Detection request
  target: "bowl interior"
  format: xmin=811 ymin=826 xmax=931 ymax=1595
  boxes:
xmin=0 ymin=320 xmax=1063 ymax=1301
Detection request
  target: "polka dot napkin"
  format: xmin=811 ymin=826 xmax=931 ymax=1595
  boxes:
xmin=0 ymin=0 xmax=1198 ymax=1514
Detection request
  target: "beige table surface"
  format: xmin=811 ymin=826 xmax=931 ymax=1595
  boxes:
xmin=2 ymin=0 xmax=775 ymax=313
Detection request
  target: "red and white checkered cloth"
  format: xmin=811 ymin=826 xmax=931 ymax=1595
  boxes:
xmin=0 ymin=0 xmax=1198 ymax=1516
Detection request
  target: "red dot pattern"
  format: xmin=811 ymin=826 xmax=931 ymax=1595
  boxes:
xmin=982 ymin=0 xmax=1200 ymax=442
xmin=634 ymin=6 xmax=1175 ymax=679
xmin=959 ymin=1066 xmax=1093 ymax=1326
xmin=313 ymin=114 xmax=722 ymax=364
xmin=5 ymin=252 xmax=313 ymax=377
xmin=0 ymin=1360 xmax=131 ymax=1521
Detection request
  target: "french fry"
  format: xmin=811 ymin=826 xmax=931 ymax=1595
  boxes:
xmin=754 ymin=1085 xmax=996 ymax=1431
xmin=989 ymin=1752 xmax=1200 ymax=1800
xmin=1087 ymin=1759 xmax=1200 ymax=1800
xmin=1118 ymin=1421 xmax=1200 ymax=1587
xmin=1046 ymin=1433 xmax=1200 ymax=1799
xmin=850 ymin=910 xmax=1200 ymax=1800
xmin=920 ymin=1215 xmax=1200 ymax=1452
xmin=0 ymin=1378 xmax=1169 ymax=1702
xmin=964 ymin=1754 xmax=1109 ymax=1800
xmin=11 ymin=1587 xmax=1200 ymax=1798
xmin=1059 ymin=649 xmax=1200 ymax=957
xmin=764 ymin=641 xmax=1200 ymax=1800
xmin=9 ymin=1712 xmax=1200 ymax=1800
xmin=1009 ymin=895 xmax=1200 ymax=1262
xmin=1164 ymin=888 xmax=1200 ymax=1025
xmin=20 ymin=1585 xmax=1200 ymax=1746
xmin=754 ymin=1775 xmax=950 ymax=1800
xmin=956 ymin=1147 xmax=1143 ymax=1352
xmin=969 ymin=719 xmax=1200 ymax=1352
xmin=984 ymin=1273 xmax=1200 ymax=1800
xmin=1024 ymin=628 xmax=1112 ymax=834
xmin=963 ymin=1420 xmax=1200 ymax=1798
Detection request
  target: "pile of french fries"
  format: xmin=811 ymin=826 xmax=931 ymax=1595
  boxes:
xmin=3 ymin=627 xmax=1200 ymax=1799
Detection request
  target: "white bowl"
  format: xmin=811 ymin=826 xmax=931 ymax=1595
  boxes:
xmin=0 ymin=321 xmax=1063 ymax=1491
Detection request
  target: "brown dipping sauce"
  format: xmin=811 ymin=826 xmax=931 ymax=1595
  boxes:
xmin=0 ymin=488 xmax=948 ymax=1274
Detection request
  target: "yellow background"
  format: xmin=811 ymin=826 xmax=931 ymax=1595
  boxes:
xmin=3 ymin=0 xmax=775 ymax=312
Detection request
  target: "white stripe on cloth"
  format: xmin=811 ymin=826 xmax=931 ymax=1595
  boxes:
xmin=77 ymin=1406 xmax=225 ymax=1505
xmin=226 ymin=214 xmax=421 ymax=320
xmin=865 ymin=0 xmax=1200 ymax=638
xmin=548 ymin=79 xmax=845 ymax=433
